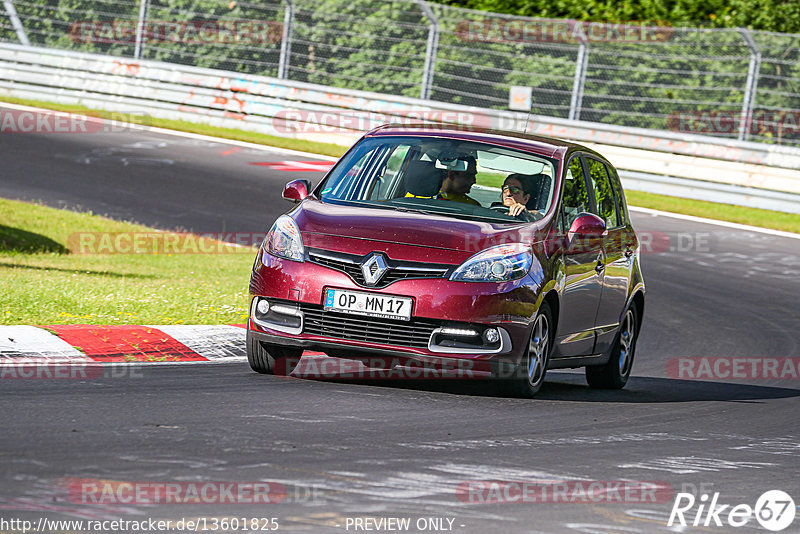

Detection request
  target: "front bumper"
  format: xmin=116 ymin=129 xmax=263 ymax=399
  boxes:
xmin=249 ymin=251 xmax=541 ymax=369
xmin=248 ymin=326 xmax=517 ymax=377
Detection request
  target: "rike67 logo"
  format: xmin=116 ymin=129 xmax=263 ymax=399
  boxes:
xmin=668 ymin=490 xmax=795 ymax=531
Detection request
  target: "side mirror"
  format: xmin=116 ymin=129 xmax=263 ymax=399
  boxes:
xmin=282 ymin=179 xmax=310 ymax=203
xmin=568 ymin=213 xmax=607 ymax=240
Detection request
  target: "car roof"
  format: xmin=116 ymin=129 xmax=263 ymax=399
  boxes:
xmin=365 ymin=123 xmax=596 ymax=159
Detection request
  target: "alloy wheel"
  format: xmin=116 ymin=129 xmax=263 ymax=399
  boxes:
xmin=618 ymin=309 xmax=635 ymax=376
xmin=528 ymin=313 xmax=549 ymax=387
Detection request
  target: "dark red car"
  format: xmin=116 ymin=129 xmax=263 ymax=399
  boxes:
xmin=247 ymin=125 xmax=645 ymax=397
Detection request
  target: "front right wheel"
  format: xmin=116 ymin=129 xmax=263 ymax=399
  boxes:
xmin=246 ymin=328 xmax=303 ymax=376
xmin=586 ymin=302 xmax=638 ymax=389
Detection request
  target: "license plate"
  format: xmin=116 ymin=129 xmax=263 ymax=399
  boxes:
xmin=324 ymin=288 xmax=412 ymax=321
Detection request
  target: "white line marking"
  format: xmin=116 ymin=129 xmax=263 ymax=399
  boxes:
xmin=0 ymin=101 xmax=341 ymax=160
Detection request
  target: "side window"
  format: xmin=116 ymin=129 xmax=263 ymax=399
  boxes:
xmin=562 ymin=157 xmax=590 ymax=228
xmin=331 ymin=144 xmax=393 ymax=200
xmin=607 ymin=164 xmax=628 ymax=226
xmin=587 ymin=158 xmax=620 ymax=228
xmin=368 ymin=144 xmax=411 ymax=200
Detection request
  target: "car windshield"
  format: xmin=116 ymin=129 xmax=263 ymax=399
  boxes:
xmin=317 ymin=136 xmax=557 ymax=223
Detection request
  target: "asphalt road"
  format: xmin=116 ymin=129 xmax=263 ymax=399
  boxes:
xmin=2 ymin=110 xmax=800 ymax=533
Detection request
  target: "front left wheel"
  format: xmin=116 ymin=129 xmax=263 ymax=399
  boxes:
xmin=246 ymin=328 xmax=303 ymax=376
xmin=585 ymin=302 xmax=638 ymax=389
xmin=498 ymin=301 xmax=553 ymax=398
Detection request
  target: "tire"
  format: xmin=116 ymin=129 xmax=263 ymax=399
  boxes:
xmin=498 ymin=301 xmax=553 ymax=398
xmin=246 ymin=328 xmax=303 ymax=376
xmin=586 ymin=302 xmax=638 ymax=389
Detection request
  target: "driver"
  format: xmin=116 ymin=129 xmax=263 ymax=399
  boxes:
xmin=438 ymin=154 xmax=480 ymax=206
xmin=489 ymin=173 xmax=539 ymax=221
xmin=500 ymin=174 xmax=533 ymax=217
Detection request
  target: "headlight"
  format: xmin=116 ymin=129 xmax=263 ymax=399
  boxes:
xmin=450 ymin=244 xmax=532 ymax=282
xmin=264 ymin=215 xmax=304 ymax=262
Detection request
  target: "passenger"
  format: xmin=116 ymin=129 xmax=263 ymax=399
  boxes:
xmin=438 ymin=155 xmax=480 ymax=206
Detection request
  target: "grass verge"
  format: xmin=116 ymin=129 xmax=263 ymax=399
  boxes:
xmin=0 ymin=96 xmax=797 ymax=234
xmin=0 ymin=198 xmax=253 ymax=325
xmin=626 ymin=190 xmax=800 ymax=234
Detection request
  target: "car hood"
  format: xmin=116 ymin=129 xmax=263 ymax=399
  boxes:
xmin=294 ymin=198 xmax=546 ymax=254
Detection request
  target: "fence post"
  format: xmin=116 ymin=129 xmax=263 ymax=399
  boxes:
xmin=416 ymin=0 xmax=439 ymax=101
xmin=738 ymin=28 xmax=761 ymax=142
xmin=133 ymin=0 xmax=149 ymax=59
xmin=277 ymin=0 xmax=295 ymax=79
xmin=568 ymin=39 xmax=588 ymax=121
xmin=2 ymin=0 xmax=30 ymax=46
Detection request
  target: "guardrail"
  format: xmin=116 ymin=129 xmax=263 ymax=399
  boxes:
xmin=1 ymin=42 xmax=799 ymax=213
xmin=5 ymin=0 xmax=800 ymax=150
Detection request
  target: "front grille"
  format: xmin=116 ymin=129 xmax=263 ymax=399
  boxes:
xmin=308 ymin=253 xmax=363 ymax=281
xmin=307 ymin=248 xmax=451 ymax=288
xmin=300 ymin=303 xmax=440 ymax=348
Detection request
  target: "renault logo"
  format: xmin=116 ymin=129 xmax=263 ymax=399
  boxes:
xmin=361 ymin=253 xmax=388 ymax=286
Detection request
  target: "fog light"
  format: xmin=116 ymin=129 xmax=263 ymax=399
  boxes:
xmin=256 ymin=299 xmax=270 ymax=315
xmin=483 ymin=327 xmax=500 ymax=344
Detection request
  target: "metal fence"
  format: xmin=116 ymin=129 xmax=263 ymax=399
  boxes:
xmin=2 ymin=0 xmax=799 ymax=147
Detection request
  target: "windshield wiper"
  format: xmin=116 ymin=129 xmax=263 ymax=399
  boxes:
xmin=392 ymin=206 xmax=433 ymax=215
